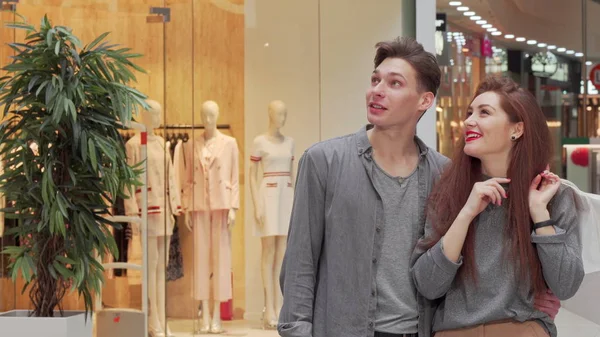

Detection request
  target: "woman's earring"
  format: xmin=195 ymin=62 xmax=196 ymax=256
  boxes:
xmin=511 ymin=135 xmax=517 ymax=141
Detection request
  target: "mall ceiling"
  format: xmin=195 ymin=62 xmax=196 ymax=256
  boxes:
xmin=438 ymin=0 xmax=600 ymax=62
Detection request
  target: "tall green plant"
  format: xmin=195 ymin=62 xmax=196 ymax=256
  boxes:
xmin=0 ymin=15 xmax=146 ymax=317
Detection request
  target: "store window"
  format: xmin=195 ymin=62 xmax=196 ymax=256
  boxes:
xmin=0 ymin=0 xmax=424 ymax=335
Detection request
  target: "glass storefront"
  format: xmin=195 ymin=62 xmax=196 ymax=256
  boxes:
xmin=0 ymin=1 xmax=424 ymax=335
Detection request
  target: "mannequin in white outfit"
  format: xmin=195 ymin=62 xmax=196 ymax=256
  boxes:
xmin=249 ymin=100 xmax=295 ymax=329
xmin=124 ymin=100 xmax=181 ymax=337
xmin=182 ymin=100 xmax=239 ymax=334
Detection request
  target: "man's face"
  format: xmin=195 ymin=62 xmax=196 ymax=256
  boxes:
xmin=365 ymin=57 xmax=431 ymax=129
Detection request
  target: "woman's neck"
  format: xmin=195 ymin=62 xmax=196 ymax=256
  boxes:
xmin=480 ymin=156 xmax=509 ymax=178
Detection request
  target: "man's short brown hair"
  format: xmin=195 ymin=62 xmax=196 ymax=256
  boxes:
xmin=374 ymin=37 xmax=441 ymax=97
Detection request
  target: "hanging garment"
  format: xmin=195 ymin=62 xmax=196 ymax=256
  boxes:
xmin=166 ymin=217 xmax=184 ymax=282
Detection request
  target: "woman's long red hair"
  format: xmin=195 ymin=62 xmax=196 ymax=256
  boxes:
xmin=424 ymin=76 xmax=551 ymax=294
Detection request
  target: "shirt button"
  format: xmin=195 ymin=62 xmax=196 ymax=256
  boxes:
xmin=368 ymin=322 xmax=374 ymax=328
xmin=372 ymin=258 xmax=377 ymax=264
xmin=376 ymin=227 xmax=381 ymax=233
xmin=371 ymin=290 xmax=375 ymax=296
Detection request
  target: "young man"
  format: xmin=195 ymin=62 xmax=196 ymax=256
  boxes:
xmin=277 ymin=37 xmax=560 ymax=337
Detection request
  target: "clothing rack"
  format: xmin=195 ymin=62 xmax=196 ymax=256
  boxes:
xmin=118 ymin=124 xmax=231 ymax=144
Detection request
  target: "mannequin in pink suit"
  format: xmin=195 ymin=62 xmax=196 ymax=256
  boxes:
xmin=182 ymin=100 xmax=239 ymax=334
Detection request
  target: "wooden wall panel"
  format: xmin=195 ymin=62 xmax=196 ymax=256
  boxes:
xmin=15 ymin=0 xmax=165 ymax=108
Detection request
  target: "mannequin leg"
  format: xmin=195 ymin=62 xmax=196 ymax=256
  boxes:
xmin=147 ymin=236 xmax=162 ymax=334
xmin=261 ymin=236 xmax=276 ymax=326
xmin=274 ymin=235 xmax=287 ymax=319
xmin=210 ymin=300 xmax=223 ymax=333
xmin=156 ymin=235 xmax=171 ymax=335
xmin=201 ymin=299 xmax=211 ymax=331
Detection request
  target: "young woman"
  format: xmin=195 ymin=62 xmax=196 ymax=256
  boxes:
xmin=411 ymin=76 xmax=584 ymax=337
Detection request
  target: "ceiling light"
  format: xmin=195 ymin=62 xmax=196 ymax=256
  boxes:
xmin=457 ymin=6 xmax=469 ymax=11
xmin=566 ymin=50 xmax=575 ymax=54
xmin=449 ymin=1 xmax=462 ymax=5
xmin=537 ymin=43 xmax=547 ymax=47
xmin=491 ymin=32 xmax=502 ymax=36
xmin=547 ymin=45 xmax=557 ymax=50
xmin=516 ymin=37 xmax=526 ymax=42
xmin=586 ymin=61 xmax=593 ymax=65
xmin=487 ymin=28 xmax=497 ymax=32
xmin=463 ymin=11 xmax=475 ymax=16
xmin=482 ymin=24 xmax=492 ymax=28
xmin=505 ymin=34 xmax=515 ymax=39
xmin=527 ymin=40 xmax=537 ymax=45
xmin=470 ymin=16 xmax=482 ymax=20
xmin=557 ymin=47 xmax=566 ymax=52
xmin=575 ymin=52 xmax=584 ymax=57
xmin=476 ymin=20 xmax=487 ymax=25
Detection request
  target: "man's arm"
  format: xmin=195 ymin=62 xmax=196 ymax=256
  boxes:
xmin=278 ymin=148 xmax=326 ymax=337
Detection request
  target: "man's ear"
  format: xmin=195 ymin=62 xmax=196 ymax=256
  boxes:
xmin=416 ymin=91 xmax=435 ymax=118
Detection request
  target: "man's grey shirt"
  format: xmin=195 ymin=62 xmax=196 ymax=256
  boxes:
xmin=277 ymin=125 xmax=450 ymax=337
xmin=371 ymin=160 xmax=420 ymax=333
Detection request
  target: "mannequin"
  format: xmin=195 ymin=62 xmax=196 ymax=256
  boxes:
xmin=249 ymin=100 xmax=295 ymax=329
xmin=181 ymin=100 xmax=239 ymax=334
xmin=124 ymin=100 xmax=181 ymax=337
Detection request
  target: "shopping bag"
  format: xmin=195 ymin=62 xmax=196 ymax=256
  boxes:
xmin=560 ymin=179 xmax=600 ymax=274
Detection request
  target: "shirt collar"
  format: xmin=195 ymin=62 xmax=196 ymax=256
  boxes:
xmin=356 ymin=124 xmax=429 ymax=158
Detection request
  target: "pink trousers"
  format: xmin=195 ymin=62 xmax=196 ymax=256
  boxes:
xmin=192 ymin=210 xmax=232 ymax=301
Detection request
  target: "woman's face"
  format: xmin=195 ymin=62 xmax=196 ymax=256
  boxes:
xmin=463 ymin=91 xmax=521 ymax=161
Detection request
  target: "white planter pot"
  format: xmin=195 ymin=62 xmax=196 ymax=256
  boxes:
xmin=0 ymin=310 xmax=92 ymax=337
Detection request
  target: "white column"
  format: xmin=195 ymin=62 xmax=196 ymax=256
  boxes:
xmin=416 ymin=0 xmax=438 ymax=150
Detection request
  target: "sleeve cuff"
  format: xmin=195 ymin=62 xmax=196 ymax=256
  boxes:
xmin=277 ymin=321 xmax=313 ymax=337
xmin=531 ymin=226 xmax=567 ymax=244
xmin=431 ymin=238 xmax=463 ymax=274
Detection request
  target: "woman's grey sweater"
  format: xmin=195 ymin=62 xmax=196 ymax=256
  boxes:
xmin=411 ymin=184 xmax=585 ymax=337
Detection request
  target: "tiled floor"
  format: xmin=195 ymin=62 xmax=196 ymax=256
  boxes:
xmin=163 ymin=308 xmax=600 ymax=336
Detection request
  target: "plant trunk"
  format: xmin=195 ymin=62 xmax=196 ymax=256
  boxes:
xmin=29 ymin=235 xmax=67 ymax=317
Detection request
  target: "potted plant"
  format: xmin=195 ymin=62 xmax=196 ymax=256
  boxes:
xmin=0 ymin=15 xmax=146 ymax=337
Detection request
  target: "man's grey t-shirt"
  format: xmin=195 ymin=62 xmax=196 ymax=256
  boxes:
xmin=371 ymin=160 xmax=420 ymax=334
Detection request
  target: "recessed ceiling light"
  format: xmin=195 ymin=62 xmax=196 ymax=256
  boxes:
xmin=470 ymin=16 xmax=482 ymax=20
xmin=487 ymin=28 xmax=497 ymax=32
xmin=463 ymin=11 xmax=475 ymax=16
xmin=547 ymin=45 xmax=557 ymax=50
xmin=566 ymin=50 xmax=575 ymax=54
xmin=505 ymin=34 xmax=515 ymax=39
xmin=449 ymin=1 xmax=462 ymax=6
xmin=516 ymin=37 xmax=526 ymax=42
xmin=537 ymin=43 xmax=547 ymax=47
xmin=586 ymin=61 xmax=593 ymax=65
xmin=527 ymin=40 xmax=537 ymax=45
xmin=476 ymin=20 xmax=487 ymax=25
xmin=457 ymin=6 xmax=469 ymax=11
xmin=557 ymin=47 xmax=566 ymax=52
xmin=491 ymin=32 xmax=502 ymax=36
xmin=482 ymin=24 xmax=492 ymax=28
xmin=575 ymin=52 xmax=584 ymax=57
